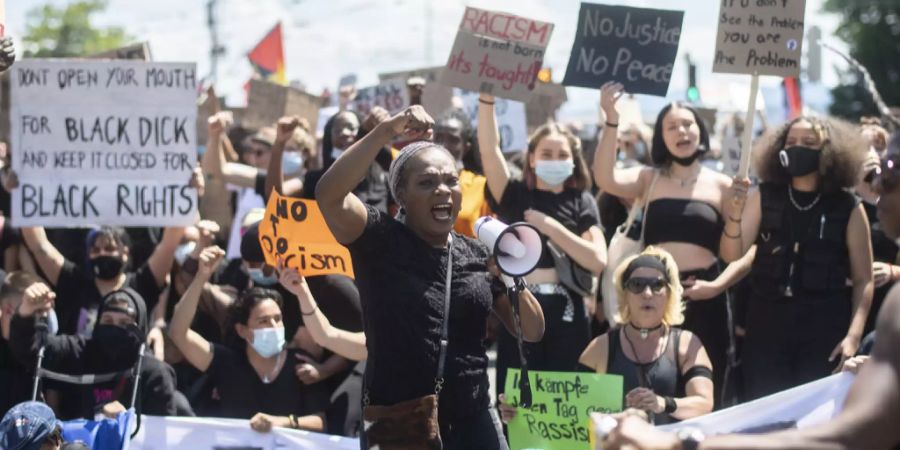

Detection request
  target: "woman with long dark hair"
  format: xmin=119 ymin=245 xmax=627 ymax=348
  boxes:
xmin=594 ymin=82 xmax=752 ymax=407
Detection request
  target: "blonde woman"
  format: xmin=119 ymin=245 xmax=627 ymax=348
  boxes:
xmin=499 ymin=247 xmax=713 ymax=425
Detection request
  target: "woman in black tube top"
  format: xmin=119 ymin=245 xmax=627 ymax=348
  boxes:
xmin=593 ymin=82 xmax=752 ymax=408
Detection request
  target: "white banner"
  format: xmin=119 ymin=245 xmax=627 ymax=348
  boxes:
xmin=460 ymin=90 xmax=527 ymax=154
xmin=658 ymin=373 xmax=855 ymax=435
xmin=130 ymin=415 xmax=359 ymax=450
xmin=352 ymin=79 xmax=409 ymax=116
xmin=10 ymin=59 xmax=199 ymax=227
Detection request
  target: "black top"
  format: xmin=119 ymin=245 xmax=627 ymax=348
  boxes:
xmin=8 ymin=315 xmax=177 ymax=420
xmin=206 ymin=343 xmax=330 ymax=419
xmin=607 ymin=327 xmax=683 ymax=425
xmin=489 ymin=179 xmax=600 ymax=269
xmin=54 ymin=260 xmax=162 ymax=337
xmin=347 ymin=205 xmax=501 ymax=422
xmin=302 ymin=161 xmax=392 ymax=216
xmin=644 ymin=199 xmax=723 ymax=255
xmin=863 ymin=201 xmax=899 ymax=264
xmin=0 ymin=334 xmax=31 ymax=415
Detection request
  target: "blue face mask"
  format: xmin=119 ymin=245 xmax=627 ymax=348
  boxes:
xmin=250 ymin=326 xmax=285 ymax=358
xmin=248 ymin=268 xmax=278 ymax=286
xmin=534 ymin=160 xmax=575 ymax=187
xmin=282 ymin=151 xmax=304 ymax=175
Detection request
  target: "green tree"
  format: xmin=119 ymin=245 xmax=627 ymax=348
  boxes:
xmin=22 ymin=0 xmax=132 ymax=57
xmin=823 ymin=0 xmax=900 ymax=121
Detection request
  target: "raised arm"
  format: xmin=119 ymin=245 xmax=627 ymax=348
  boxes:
xmin=720 ymin=177 xmax=760 ymax=263
xmin=279 ymin=267 xmax=367 ymax=361
xmin=146 ymin=226 xmax=186 ymax=288
xmin=316 ymin=106 xmax=433 ymax=244
xmin=476 ymin=93 xmax=511 ymax=202
xmin=265 ymin=116 xmax=304 ymax=199
xmin=168 ymin=246 xmax=225 ymax=372
xmin=20 ymin=227 xmax=65 ymax=285
xmin=592 ymin=82 xmax=647 ymax=199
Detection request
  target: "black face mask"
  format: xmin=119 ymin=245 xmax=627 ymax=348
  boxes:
xmin=670 ymin=151 xmax=700 ymax=166
xmin=779 ymin=146 xmax=821 ymax=177
xmin=91 ymin=323 xmax=143 ymax=360
xmin=91 ymin=255 xmax=125 ymax=280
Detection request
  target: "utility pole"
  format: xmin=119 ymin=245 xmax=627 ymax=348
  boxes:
xmin=206 ymin=0 xmax=226 ymax=82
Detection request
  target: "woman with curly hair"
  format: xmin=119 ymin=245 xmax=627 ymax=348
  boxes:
xmin=724 ymin=116 xmax=874 ymax=400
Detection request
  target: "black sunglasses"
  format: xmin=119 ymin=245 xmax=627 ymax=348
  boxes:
xmin=623 ymin=277 xmax=667 ymax=295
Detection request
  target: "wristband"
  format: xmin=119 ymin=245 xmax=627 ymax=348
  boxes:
xmin=605 ymin=121 xmax=619 ymax=128
xmin=479 ymin=99 xmax=495 ymax=105
xmin=663 ymin=396 xmax=677 ymax=414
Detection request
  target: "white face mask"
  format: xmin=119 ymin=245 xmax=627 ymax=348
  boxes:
xmin=282 ymin=151 xmax=305 ymax=176
xmin=174 ymin=242 xmax=196 ymax=265
xmin=250 ymin=326 xmax=285 ymax=358
xmin=331 ymin=147 xmax=346 ymax=161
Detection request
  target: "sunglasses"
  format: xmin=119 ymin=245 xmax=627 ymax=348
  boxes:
xmin=623 ymin=277 xmax=667 ymax=295
xmin=876 ymin=154 xmax=900 ymax=193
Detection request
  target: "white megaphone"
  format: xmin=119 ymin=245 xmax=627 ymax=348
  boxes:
xmin=474 ymin=216 xmax=543 ymax=277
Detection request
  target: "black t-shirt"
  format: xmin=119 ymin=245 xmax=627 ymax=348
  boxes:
xmin=347 ymin=205 xmax=500 ymax=422
xmin=206 ymin=344 xmax=330 ymax=419
xmin=0 ymin=334 xmax=31 ymax=414
xmin=54 ymin=260 xmax=162 ymax=336
xmin=489 ymin=179 xmax=601 ymax=268
xmin=302 ymin=163 xmax=391 ymax=215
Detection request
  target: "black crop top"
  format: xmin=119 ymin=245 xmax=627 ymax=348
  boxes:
xmin=643 ymin=198 xmax=724 ymax=255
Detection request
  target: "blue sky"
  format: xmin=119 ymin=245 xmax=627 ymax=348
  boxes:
xmin=7 ymin=0 xmax=847 ymax=122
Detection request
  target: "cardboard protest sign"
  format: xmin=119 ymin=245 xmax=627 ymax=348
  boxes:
xmin=352 ymin=79 xmax=409 ymax=116
xmin=258 ymin=192 xmax=355 ymax=279
xmin=244 ymin=79 xmax=320 ymax=131
xmin=504 ymin=369 xmax=623 ymax=450
xmin=459 ymin=90 xmax=527 ymax=153
xmin=526 ymin=82 xmax=567 ymax=132
xmin=10 ymin=59 xmax=198 ymax=227
xmin=562 ymin=3 xmax=684 ymax=97
xmin=441 ymin=7 xmax=554 ymax=102
xmin=380 ymin=66 xmax=453 ymax=116
xmin=713 ymin=0 xmax=806 ymax=77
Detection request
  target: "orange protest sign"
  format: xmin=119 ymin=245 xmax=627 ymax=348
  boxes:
xmin=258 ymin=192 xmax=354 ymax=279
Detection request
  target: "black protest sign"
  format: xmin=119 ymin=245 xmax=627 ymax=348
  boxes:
xmin=10 ymin=59 xmax=199 ymax=227
xmin=562 ymin=3 xmax=684 ymax=97
xmin=713 ymin=0 xmax=806 ymax=77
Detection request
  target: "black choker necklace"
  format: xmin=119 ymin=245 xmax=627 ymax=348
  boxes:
xmin=629 ymin=322 xmax=664 ymax=340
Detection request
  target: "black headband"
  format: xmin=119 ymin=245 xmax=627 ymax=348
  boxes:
xmin=622 ymin=255 xmax=669 ymax=283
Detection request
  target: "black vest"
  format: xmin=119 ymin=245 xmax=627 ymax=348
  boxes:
xmin=751 ymin=183 xmax=856 ymax=300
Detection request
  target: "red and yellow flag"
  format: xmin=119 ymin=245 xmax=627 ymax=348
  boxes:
xmin=248 ymin=23 xmax=286 ymax=85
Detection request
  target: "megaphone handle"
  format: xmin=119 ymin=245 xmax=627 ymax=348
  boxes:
xmin=507 ymin=279 xmax=533 ymax=408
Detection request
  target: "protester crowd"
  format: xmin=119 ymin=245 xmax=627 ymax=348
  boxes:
xmin=0 ymin=32 xmax=898 ymax=450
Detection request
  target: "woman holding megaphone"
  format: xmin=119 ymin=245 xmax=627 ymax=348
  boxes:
xmin=478 ymin=93 xmax=608 ymax=403
xmin=316 ymin=105 xmax=544 ymax=450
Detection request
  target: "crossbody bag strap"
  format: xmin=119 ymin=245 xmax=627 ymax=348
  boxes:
xmin=435 ymin=236 xmax=453 ymax=394
xmin=638 ymin=170 xmax=661 ymax=242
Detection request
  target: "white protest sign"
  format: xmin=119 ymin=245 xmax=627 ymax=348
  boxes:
xmin=131 ymin=415 xmax=359 ymax=449
xmin=0 ymin=0 xmax=6 ymax=37
xmin=713 ymin=0 xmax=806 ymax=78
xmin=10 ymin=60 xmax=199 ymax=227
xmin=441 ymin=7 xmax=554 ymax=102
xmin=459 ymin=90 xmax=527 ymax=153
xmin=352 ymin=79 xmax=409 ymax=116
xmin=722 ymin=136 xmax=742 ymax=176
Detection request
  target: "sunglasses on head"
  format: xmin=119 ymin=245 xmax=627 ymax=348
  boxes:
xmin=623 ymin=277 xmax=667 ymax=295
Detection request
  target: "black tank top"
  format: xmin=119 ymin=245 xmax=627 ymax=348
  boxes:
xmin=607 ymin=327 xmax=683 ymax=425
xmin=643 ymin=199 xmax=723 ymax=255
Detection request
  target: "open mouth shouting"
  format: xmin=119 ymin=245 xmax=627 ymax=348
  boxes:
xmin=432 ymin=203 xmax=454 ymax=222
xmin=675 ymin=138 xmax=694 ymax=151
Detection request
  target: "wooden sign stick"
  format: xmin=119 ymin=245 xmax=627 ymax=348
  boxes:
xmin=738 ymin=72 xmax=760 ymax=179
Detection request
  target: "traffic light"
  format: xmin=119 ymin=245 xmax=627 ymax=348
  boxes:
xmin=686 ymin=55 xmax=700 ymax=103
